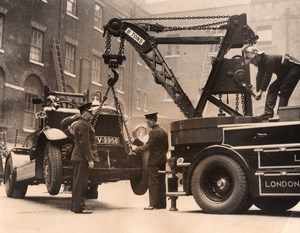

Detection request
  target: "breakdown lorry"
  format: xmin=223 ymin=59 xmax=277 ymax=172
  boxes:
xmin=4 ymin=13 xmax=300 ymax=215
xmin=102 ymin=13 xmax=300 ymax=214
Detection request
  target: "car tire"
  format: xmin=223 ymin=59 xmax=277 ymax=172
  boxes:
xmin=4 ymin=156 xmax=28 ymax=198
xmin=130 ymin=151 xmax=149 ymax=195
xmin=44 ymin=142 xmax=62 ymax=195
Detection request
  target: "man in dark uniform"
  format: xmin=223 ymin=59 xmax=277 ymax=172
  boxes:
xmin=242 ymin=45 xmax=300 ymax=120
xmin=70 ymin=102 xmax=99 ymax=214
xmin=132 ymin=112 xmax=168 ymax=210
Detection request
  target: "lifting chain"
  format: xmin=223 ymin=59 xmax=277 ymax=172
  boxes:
xmin=121 ymin=15 xmax=230 ymax=32
xmin=104 ymin=32 xmax=112 ymax=55
xmin=235 ymin=93 xmax=240 ymax=112
xmin=91 ymin=86 xmax=111 ymax=127
xmin=111 ymin=86 xmax=132 ymax=154
xmin=218 ymin=94 xmax=224 ymax=116
xmin=91 ymin=76 xmax=132 ymax=155
xmin=122 ymin=15 xmax=230 ymax=21
xmin=241 ymin=93 xmax=246 ymax=115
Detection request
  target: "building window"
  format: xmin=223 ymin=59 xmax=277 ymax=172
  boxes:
xmin=23 ymin=92 xmax=38 ymax=130
xmin=64 ymin=43 xmax=75 ymax=74
xmin=136 ymin=89 xmax=141 ymax=110
xmin=94 ymin=4 xmax=103 ymax=31
xmin=0 ymin=14 xmax=3 ymax=49
xmin=67 ymin=0 xmax=77 ymax=16
xmin=166 ymin=44 xmax=180 ymax=56
xmin=256 ymin=25 xmax=272 ymax=46
xmin=143 ymin=93 xmax=148 ymax=112
xmin=92 ymin=55 xmax=101 ymax=84
xmin=30 ymin=28 xmax=43 ymax=63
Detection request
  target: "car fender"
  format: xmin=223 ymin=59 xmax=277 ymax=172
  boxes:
xmin=42 ymin=128 xmax=68 ymax=141
xmin=6 ymin=147 xmax=31 ymax=169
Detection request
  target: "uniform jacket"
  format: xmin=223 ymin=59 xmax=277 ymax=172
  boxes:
xmin=61 ymin=114 xmax=81 ymax=139
xmin=71 ymin=116 xmax=99 ymax=162
xmin=135 ymin=124 xmax=168 ymax=166
xmin=256 ymin=53 xmax=299 ymax=92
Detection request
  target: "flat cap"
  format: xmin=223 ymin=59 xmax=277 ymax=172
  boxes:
xmin=78 ymin=102 xmax=92 ymax=114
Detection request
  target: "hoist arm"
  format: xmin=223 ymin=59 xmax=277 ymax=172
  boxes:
xmin=103 ymin=14 xmax=258 ymax=118
xmin=104 ymin=18 xmax=196 ymax=118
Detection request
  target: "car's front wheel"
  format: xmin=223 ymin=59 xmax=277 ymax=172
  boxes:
xmin=43 ymin=142 xmax=62 ymax=195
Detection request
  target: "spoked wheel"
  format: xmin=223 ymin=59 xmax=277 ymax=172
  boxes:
xmin=44 ymin=142 xmax=62 ymax=195
xmin=4 ymin=156 xmax=28 ymax=198
xmin=191 ymin=155 xmax=249 ymax=214
xmin=254 ymin=197 xmax=299 ymax=213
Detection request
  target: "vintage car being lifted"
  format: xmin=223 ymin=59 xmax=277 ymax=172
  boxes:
xmin=4 ymin=86 xmax=148 ymax=199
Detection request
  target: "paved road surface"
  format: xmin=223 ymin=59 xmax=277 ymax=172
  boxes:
xmin=0 ymin=181 xmax=300 ymax=233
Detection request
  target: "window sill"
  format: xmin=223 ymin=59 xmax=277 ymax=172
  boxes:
xmin=64 ymin=71 xmax=76 ymax=78
xmin=92 ymin=81 xmax=102 ymax=87
xmin=165 ymin=54 xmax=180 ymax=58
xmin=0 ymin=49 xmax=4 ymax=54
xmin=116 ymin=89 xmax=124 ymax=95
xmin=30 ymin=60 xmax=44 ymax=67
xmin=66 ymin=12 xmax=79 ymax=20
xmin=94 ymin=27 xmax=104 ymax=34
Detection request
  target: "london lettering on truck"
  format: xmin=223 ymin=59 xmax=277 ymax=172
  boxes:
xmin=125 ymin=28 xmax=145 ymax=45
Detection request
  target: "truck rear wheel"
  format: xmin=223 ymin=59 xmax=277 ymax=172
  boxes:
xmin=253 ymin=197 xmax=299 ymax=213
xmin=191 ymin=155 xmax=249 ymax=214
xmin=43 ymin=142 xmax=62 ymax=195
xmin=4 ymin=157 xmax=28 ymax=198
xmin=130 ymin=151 xmax=149 ymax=195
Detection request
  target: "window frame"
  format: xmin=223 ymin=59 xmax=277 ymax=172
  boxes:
xmin=92 ymin=55 xmax=102 ymax=85
xmin=66 ymin=0 xmax=77 ymax=17
xmin=29 ymin=28 xmax=44 ymax=64
xmin=94 ymin=3 xmax=103 ymax=31
xmin=64 ymin=43 xmax=76 ymax=75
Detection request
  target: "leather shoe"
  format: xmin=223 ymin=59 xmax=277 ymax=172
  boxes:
xmin=74 ymin=209 xmax=93 ymax=214
xmin=144 ymin=206 xmax=155 ymax=210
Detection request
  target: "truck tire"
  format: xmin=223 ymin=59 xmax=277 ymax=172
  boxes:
xmin=253 ymin=197 xmax=299 ymax=213
xmin=43 ymin=142 xmax=62 ymax=195
xmin=130 ymin=151 xmax=149 ymax=195
xmin=191 ymin=155 xmax=249 ymax=214
xmin=4 ymin=157 xmax=28 ymax=198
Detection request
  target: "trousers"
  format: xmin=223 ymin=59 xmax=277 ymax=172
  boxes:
xmin=71 ymin=161 xmax=89 ymax=212
xmin=147 ymin=165 xmax=166 ymax=209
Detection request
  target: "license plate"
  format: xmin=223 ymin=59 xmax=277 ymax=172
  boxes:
xmin=96 ymin=136 xmax=120 ymax=145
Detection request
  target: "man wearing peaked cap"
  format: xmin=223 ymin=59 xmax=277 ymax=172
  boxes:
xmin=132 ymin=112 xmax=168 ymax=210
xmin=69 ymin=102 xmax=99 ymax=214
xmin=78 ymin=102 xmax=93 ymax=114
xmin=144 ymin=112 xmax=158 ymax=121
xmin=242 ymin=45 xmax=300 ymax=120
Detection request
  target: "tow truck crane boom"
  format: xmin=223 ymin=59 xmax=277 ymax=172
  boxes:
xmin=103 ymin=14 xmax=258 ymax=118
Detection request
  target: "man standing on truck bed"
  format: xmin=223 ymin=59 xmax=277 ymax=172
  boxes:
xmin=132 ymin=112 xmax=168 ymax=210
xmin=243 ymin=45 xmax=300 ymax=120
xmin=70 ymin=102 xmax=98 ymax=214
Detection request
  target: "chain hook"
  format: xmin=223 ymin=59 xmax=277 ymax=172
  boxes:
xmin=107 ymin=68 xmax=119 ymax=87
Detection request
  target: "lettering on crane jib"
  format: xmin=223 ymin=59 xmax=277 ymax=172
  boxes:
xmin=125 ymin=28 xmax=145 ymax=45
